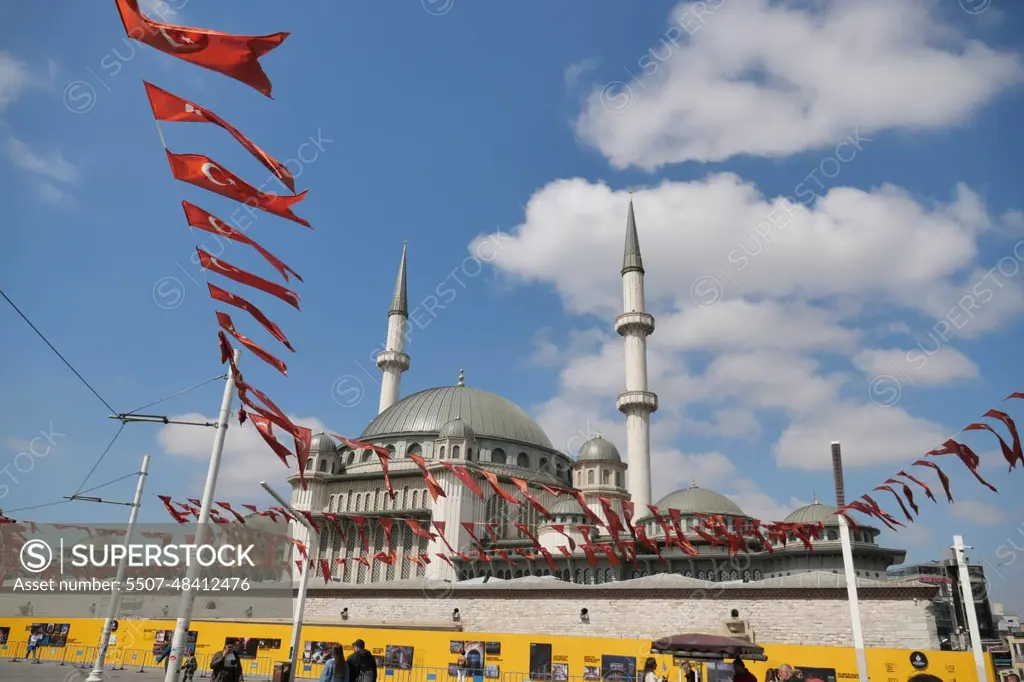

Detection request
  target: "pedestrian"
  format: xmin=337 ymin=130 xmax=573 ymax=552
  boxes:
xmin=25 ymin=630 xmax=42 ymax=663
xmin=211 ymin=641 xmax=245 ymax=682
xmin=182 ymin=653 xmax=198 ymax=682
xmin=642 ymin=658 xmax=659 ymax=682
xmin=778 ymin=665 xmax=795 ymax=682
xmin=732 ymin=660 xmax=757 ymax=682
xmin=764 ymin=669 xmax=779 ymax=682
xmin=156 ymin=642 xmax=172 ymax=671
xmin=321 ymin=644 xmax=350 ymax=682
xmin=347 ymin=639 xmax=378 ymax=682
xmin=1005 ymin=675 xmax=1020 ymax=682
xmin=682 ymin=662 xmax=696 ymax=682
xmin=907 ymin=676 xmax=943 ymax=682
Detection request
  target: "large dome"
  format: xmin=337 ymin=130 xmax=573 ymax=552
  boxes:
xmin=577 ymin=436 xmax=621 ymax=463
xmin=653 ymin=485 xmax=745 ymax=516
xmin=784 ymin=500 xmax=841 ymax=527
xmin=361 ymin=386 xmax=554 ymax=450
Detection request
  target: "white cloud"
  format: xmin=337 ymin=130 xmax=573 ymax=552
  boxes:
xmin=573 ymin=0 xmax=1023 ymax=170
xmin=474 ymin=173 xmax=1024 ymax=482
xmin=6 ymin=137 xmax=78 ymax=205
xmin=726 ymin=478 xmax=809 ymax=524
xmin=949 ymin=499 xmax=1006 ymax=526
xmin=853 ymin=347 xmax=979 ymax=386
xmin=772 ymin=403 xmax=949 ymax=470
xmin=157 ymin=412 xmax=330 ymax=496
xmin=0 ymin=52 xmax=33 ymax=114
xmin=564 ymin=58 xmax=600 ymax=90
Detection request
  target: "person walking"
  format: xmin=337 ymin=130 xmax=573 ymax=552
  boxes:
xmin=321 ymin=645 xmax=350 ymax=682
xmin=156 ymin=642 xmax=172 ymax=671
xmin=25 ymin=630 xmax=42 ymax=663
xmin=347 ymin=639 xmax=378 ymax=682
xmin=642 ymin=658 xmax=659 ymax=682
xmin=181 ymin=652 xmax=198 ymax=682
xmin=732 ymin=660 xmax=757 ymax=682
xmin=211 ymin=641 xmax=245 ymax=682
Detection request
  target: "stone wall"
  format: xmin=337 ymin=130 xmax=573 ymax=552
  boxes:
xmin=303 ymin=586 xmax=940 ymax=650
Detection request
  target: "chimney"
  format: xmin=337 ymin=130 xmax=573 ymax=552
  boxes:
xmin=831 ymin=441 xmax=846 ymax=507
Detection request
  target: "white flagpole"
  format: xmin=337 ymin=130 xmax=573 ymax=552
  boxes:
xmin=953 ymin=535 xmax=988 ymax=682
xmin=164 ymin=349 xmax=241 ymax=682
xmin=85 ymin=454 xmax=150 ymax=682
xmin=261 ymin=481 xmax=318 ymax=680
xmin=838 ymin=514 xmax=869 ymax=682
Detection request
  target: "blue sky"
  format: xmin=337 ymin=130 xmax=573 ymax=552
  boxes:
xmin=2 ymin=1 xmax=1024 ymax=612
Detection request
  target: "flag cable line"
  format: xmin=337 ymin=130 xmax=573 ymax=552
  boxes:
xmin=0 ymin=287 xmax=120 ymax=419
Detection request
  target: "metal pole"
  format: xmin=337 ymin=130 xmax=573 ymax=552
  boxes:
xmin=163 ymin=349 xmax=241 ymax=682
xmin=837 ymin=514 xmax=869 ymax=682
xmin=85 ymin=454 xmax=150 ymax=682
xmin=261 ymin=481 xmax=318 ymax=680
xmin=953 ymin=535 xmax=988 ymax=682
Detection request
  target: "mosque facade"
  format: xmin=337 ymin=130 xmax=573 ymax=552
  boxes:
xmin=288 ymin=202 xmax=906 ymax=585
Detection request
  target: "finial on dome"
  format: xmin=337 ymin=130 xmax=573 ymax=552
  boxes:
xmin=813 ymin=491 xmax=819 ymax=504
xmin=691 ymin=477 xmax=697 ymax=488
xmin=457 ymin=368 xmax=465 ymax=387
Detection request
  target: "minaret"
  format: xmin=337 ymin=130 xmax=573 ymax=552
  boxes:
xmin=615 ymin=197 xmax=657 ymax=513
xmin=377 ymin=242 xmax=411 ymax=414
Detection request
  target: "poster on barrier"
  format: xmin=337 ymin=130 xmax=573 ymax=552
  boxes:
xmin=30 ymin=623 xmax=70 ymax=647
xmin=225 ymin=637 xmax=260 ymax=659
xmin=304 ymin=640 xmax=339 ymax=663
xmin=601 ymin=655 xmax=635 ymax=682
xmin=0 ymin=626 xmax=9 ymax=645
xmin=465 ymin=641 xmax=485 ymax=672
xmin=385 ymin=645 xmax=414 ymax=669
xmin=153 ymin=630 xmax=198 ymax=655
xmin=530 ymin=643 xmax=553 ymax=680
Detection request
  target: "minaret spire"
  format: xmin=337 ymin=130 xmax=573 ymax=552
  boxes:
xmin=391 ymin=241 xmax=408 ymax=315
xmin=615 ymin=197 xmax=657 ymax=515
xmin=377 ymin=242 xmax=411 ymax=414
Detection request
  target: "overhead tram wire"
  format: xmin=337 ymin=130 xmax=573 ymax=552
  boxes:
xmin=1 ymin=287 xmax=120 ymax=419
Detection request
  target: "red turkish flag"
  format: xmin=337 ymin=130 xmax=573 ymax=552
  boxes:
xmin=216 ymin=313 xmax=288 ymax=376
xmin=185 ymin=202 xmax=302 ymax=283
xmin=115 ymin=0 xmax=288 ymax=97
xmin=147 ymin=83 xmax=294 ymax=190
xmin=210 ymin=284 xmax=294 ymax=352
xmin=247 ymin=412 xmax=293 ymax=467
xmin=166 ymin=150 xmax=310 ymax=228
xmin=198 ymin=249 xmax=300 ymax=310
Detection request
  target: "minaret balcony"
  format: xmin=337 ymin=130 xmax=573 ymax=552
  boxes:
xmin=616 ymin=390 xmax=658 ymax=414
xmin=614 ymin=312 xmax=655 ymax=337
xmin=376 ymin=350 xmax=410 ymax=372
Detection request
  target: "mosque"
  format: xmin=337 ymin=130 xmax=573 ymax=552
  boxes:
xmin=288 ymin=201 xmax=906 ymax=585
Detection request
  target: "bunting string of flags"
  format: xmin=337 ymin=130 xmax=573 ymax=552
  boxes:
xmin=4 ymin=395 xmax=1021 ymax=584
xmin=113 ymin=0 xmax=318 ymax=489
xmin=130 ymin=391 xmax=1024 ymax=581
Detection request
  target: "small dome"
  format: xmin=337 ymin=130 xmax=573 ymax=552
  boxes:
xmin=438 ymin=418 xmax=476 ymax=440
xmin=654 ymin=484 xmax=745 ymax=516
xmin=577 ymin=436 xmax=621 ymax=463
xmin=550 ymin=498 xmax=585 ymax=516
xmin=784 ymin=499 xmax=840 ymax=527
xmin=310 ymin=432 xmax=337 ymax=453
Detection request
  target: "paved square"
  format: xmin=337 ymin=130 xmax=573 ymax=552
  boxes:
xmin=0 ymin=659 xmax=290 ymax=681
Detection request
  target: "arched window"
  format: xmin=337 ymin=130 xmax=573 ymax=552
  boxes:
xmin=355 ymin=494 xmax=363 ymax=512
xmin=361 ymin=449 xmax=372 ymax=462
xmin=319 ymin=459 xmax=327 ymax=472
xmin=305 ymin=459 xmax=314 ymax=471
xmin=587 ymin=470 xmax=595 ymax=485
xmin=562 ymin=569 xmax=571 ymax=582
xmin=491 ymin=448 xmax=506 ymax=464
xmin=539 ymin=457 xmax=548 ymax=471
xmin=407 ymin=443 xmax=422 ymax=458
xmin=402 ymin=487 xmax=409 ymax=509
xmin=452 ymin=446 xmax=461 ymax=459
xmin=439 ymin=446 xmax=446 ymax=459
xmin=615 ymin=471 xmax=622 ymax=487
xmin=346 ymin=451 xmax=355 ymax=465
xmin=517 ymin=501 xmax=539 ymax=539
xmin=386 ymin=445 xmax=396 ymax=459
xmin=601 ymin=469 xmax=610 ymax=485
xmin=422 ymin=490 xmax=430 ymax=508
xmin=373 ymin=489 xmax=380 ymax=510
xmin=517 ymin=452 xmax=529 ymax=468
xmin=485 ymin=496 xmax=508 ymax=539
xmin=467 ymin=448 xmax=473 ymax=462
xmin=574 ymin=569 xmax=582 ymax=584
xmin=583 ymin=569 xmax=592 ymax=584
xmin=412 ymin=490 xmax=420 ymax=508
